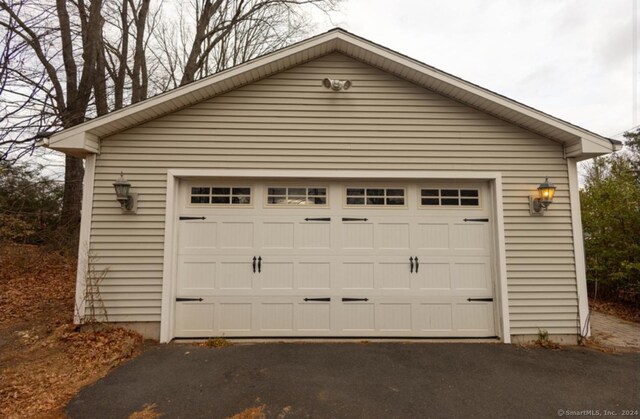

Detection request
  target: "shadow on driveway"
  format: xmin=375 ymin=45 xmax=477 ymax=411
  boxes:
xmin=67 ymin=343 xmax=639 ymax=418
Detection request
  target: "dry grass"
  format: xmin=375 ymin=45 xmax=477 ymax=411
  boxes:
xmin=0 ymin=244 xmax=145 ymax=418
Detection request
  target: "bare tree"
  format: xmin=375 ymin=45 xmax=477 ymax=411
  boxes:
xmin=0 ymin=0 xmax=105 ymax=245
xmin=152 ymin=0 xmax=338 ymax=87
xmin=0 ymin=0 xmax=339 ymax=252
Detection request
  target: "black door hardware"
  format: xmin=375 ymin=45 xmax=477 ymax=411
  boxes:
xmin=342 ymin=217 xmax=368 ymax=222
xmin=415 ymin=256 xmax=419 ymax=273
xmin=467 ymin=297 xmax=494 ymax=302
xmin=304 ymin=297 xmax=331 ymax=302
xmin=179 ymin=216 xmax=206 ymax=220
xmin=410 ymin=256 xmax=414 ymax=273
xmin=253 ymin=256 xmax=257 ymax=273
xmin=463 ymin=218 xmax=489 ymax=222
xmin=304 ymin=217 xmax=331 ymax=222
xmin=176 ymin=297 xmax=203 ymax=302
xmin=342 ymin=297 xmax=369 ymax=302
xmin=258 ymin=256 xmax=262 ymax=273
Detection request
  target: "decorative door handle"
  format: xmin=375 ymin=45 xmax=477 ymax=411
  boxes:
xmin=409 ymin=256 xmax=414 ymax=273
xmin=415 ymin=256 xmax=419 ymax=273
xmin=258 ymin=256 xmax=262 ymax=273
xmin=253 ymin=256 xmax=257 ymax=273
xmin=342 ymin=297 xmax=369 ymax=302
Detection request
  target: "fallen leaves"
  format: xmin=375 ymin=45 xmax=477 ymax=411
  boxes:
xmin=228 ymin=404 xmax=267 ymax=419
xmin=128 ymin=403 xmax=163 ymax=419
xmin=0 ymin=244 xmax=144 ymax=418
xmin=589 ymin=298 xmax=640 ymax=323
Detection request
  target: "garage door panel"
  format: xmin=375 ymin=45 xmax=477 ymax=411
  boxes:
xmin=297 ymin=302 xmax=332 ymax=331
xmin=174 ymin=180 xmax=497 ymax=338
xmin=259 ymin=261 xmax=294 ymax=289
xmin=260 ymin=303 xmax=294 ymax=331
xmin=220 ymin=222 xmax=255 ymax=248
xmin=261 ymin=221 xmax=295 ymax=249
xmin=218 ymin=302 xmax=252 ymax=331
xmin=342 ymin=223 xmax=374 ymax=249
xmin=341 ymin=303 xmax=376 ymax=331
xmin=377 ymin=262 xmax=412 ymax=289
xmin=176 ymin=257 xmax=216 ymax=293
xmin=218 ymin=259 xmax=253 ymax=290
xmin=377 ymin=303 xmax=412 ymax=331
xmin=342 ymin=262 xmax=375 ymax=289
xmin=415 ymin=223 xmax=449 ymax=250
xmin=297 ymin=222 xmax=332 ymax=249
xmin=452 ymin=261 xmax=491 ymax=290
xmin=454 ymin=303 xmax=494 ymax=332
xmin=178 ymin=220 xmax=218 ymax=254
xmin=376 ymin=222 xmax=411 ymax=249
xmin=175 ymin=303 xmax=214 ymax=335
xmin=416 ymin=303 xmax=453 ymax=331
xmin=417 ymin=262 xmax=451 ymax=290
xmin=297 ymin=262 xmax=331 ymax=289
xmin=451 ymin=223 xmax=490 ymax=253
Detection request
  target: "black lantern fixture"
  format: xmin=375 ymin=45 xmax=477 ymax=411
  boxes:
xmin=113 ymin=172 xmax=137 ymax=213
xmin=530 ymin=177 xmax=556 ymax=215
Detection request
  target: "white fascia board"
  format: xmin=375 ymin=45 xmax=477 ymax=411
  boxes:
xmin=48 ymin=132 xmax=99 ymax=155
xmin=565 ymin=137 xmax=621 ymax=161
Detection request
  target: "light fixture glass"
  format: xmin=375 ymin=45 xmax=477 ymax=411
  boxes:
xmin=530 ymin=177 xmax=556 ymax=215
xmin=113 ymin=172 xmax=136 ymax=212
xmin=537 ymin=177 xmax=556 ymax=206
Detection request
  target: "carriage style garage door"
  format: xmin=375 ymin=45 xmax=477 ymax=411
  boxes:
xmin=173 ymin=180 xmax=497 ymax=338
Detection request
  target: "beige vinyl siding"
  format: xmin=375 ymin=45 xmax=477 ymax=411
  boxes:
xmin=89 ymin=53 xmax=578 ymax=336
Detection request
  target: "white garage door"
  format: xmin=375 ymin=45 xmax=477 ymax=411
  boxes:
xmin=173 ymin=180 xmax=497 ymax=338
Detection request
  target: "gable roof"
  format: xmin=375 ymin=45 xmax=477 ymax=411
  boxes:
xmin=45 ymin=28 xmax=621 ymax=160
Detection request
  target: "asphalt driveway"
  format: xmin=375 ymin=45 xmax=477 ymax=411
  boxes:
xmin=67 ymin=343 xmax=639 ymax=419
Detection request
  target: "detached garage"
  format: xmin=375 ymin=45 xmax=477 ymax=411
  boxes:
xmin=44 ymin=29 xmax=621 ymax=344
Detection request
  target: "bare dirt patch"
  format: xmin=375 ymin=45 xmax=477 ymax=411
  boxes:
xmin=0 ymin=245 xmax=145 ymax=418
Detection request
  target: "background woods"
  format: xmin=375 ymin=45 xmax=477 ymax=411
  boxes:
xmin=581 ymin=129 xmax=640 ymax=309
xmin=0 ymin=0 xmax=338 ymax=251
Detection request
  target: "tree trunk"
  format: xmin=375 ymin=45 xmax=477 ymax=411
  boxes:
xmin=60 ymin=155 xmax=85 ymax=252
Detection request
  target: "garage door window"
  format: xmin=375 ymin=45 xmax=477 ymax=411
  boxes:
xmin=346 ymin=187 xmax=405 ymax=206
xmin=421 ymin=188 xmax=479 ymax=207
xmin=266 ymin=187 xmax=327 ymax=206
xmin=190 ymin=187 xmax=252 ymax=205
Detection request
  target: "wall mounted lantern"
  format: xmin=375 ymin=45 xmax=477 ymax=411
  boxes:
xmin=529 ymin=177 xmax=556 ymax=215
xmin=113 ymin=172 xmax=138 ymax=213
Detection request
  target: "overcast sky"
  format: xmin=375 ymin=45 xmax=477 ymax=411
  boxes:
xmin=37 ymin=0 xmax=636 ymax=179
xmin=315 ymin=0 xmax=636 ymax=140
